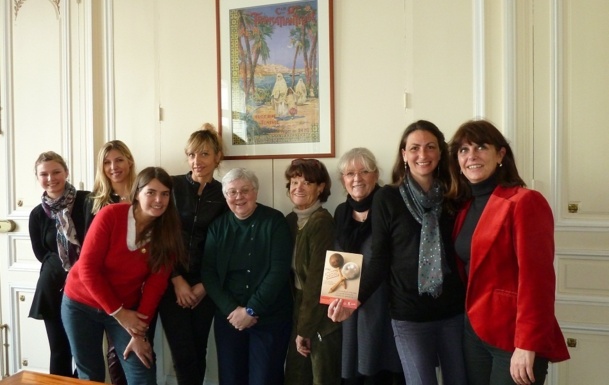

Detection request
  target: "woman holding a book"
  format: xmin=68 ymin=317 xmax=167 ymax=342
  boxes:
xmin=332 ymin=148 xmax=404 ymax=385
xmin=329 ymin=121 xmax=467 ymax=385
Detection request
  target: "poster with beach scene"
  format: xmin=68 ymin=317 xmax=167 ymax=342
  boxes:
xmin=217 ymin=0 xmax=334 ymax=158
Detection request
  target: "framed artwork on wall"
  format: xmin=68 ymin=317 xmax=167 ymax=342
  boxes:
xmin=216 ymin=0 xmax=334 ymax=159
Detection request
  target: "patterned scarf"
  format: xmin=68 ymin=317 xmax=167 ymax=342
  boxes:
xmin=399 ymin=172 xmax=446 ymax=298
xmin=41 ymin=182 xmax=81 ymax=271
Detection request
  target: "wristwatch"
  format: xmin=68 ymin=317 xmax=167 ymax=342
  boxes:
xmin=245 ymin=307 xmax=257 ymax=317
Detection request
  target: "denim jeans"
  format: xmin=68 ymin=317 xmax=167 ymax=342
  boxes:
xmin=61 ymin=295 xmax=157 ymax=384
xmin=464 ymin=316 xmax=548 ymax=385
xmin=214 ymin=314 xmax=291 ymax=385
xmin=391 ymin=314 xmax=467 ymax=385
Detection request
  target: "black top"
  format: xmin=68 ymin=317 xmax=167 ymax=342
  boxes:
xmin=172 ymin=173 xmax=228 ymax=285
xmin=83 ymin=193 xmax=122 ymax=237
xmin=454 ymin=175 xmax=497 ymax=274
xmin=359 ymin=185 xmax=465 ymax=322
xmin=28 ymin=190 xmax=89 ymax=319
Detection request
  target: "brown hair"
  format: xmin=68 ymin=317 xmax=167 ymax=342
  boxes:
xmin=131 ymin=167 xmax=185 ymax=272
xmin=447 ymin=119 xmax=525 ymax=202
xmin=390 ymin=120 xmax=450 ymax=191
xmin=284 ymin=158 xmax=332 ymax=202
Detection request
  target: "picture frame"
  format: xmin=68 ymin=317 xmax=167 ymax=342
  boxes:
xmin=216 ymin=0 xmax=335 ymax=159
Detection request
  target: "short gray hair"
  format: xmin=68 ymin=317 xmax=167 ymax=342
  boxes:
xmin=337 ymin=147 xmax=379 ymax=175
xmin=221 ymin=168 xmax=259 ymax=194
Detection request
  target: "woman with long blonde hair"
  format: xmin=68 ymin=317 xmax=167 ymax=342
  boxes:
xmin=83 ymin=140 xmax=136 ymax=384
xmin=84 ymin=140 xmax=136 ymax=233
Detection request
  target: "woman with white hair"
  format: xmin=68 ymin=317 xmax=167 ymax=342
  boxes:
xmin=201 ymin=168 xmax=293 ymax=385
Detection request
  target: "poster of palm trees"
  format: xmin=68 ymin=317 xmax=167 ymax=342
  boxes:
xmin=217 ymin=0 xmax=334 ymax=159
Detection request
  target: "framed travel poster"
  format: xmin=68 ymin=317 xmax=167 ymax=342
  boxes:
xmin=216 ymin=0 xmax=334 ymax=159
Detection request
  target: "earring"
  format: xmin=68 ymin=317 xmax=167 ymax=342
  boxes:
xmin=498 ymin=163 xmax=503 ymax=167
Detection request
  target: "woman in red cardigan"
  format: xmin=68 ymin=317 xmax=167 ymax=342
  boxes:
xmin=62 ymin=167 xmax=184 ymax=384
xmin=447 ymin=119 xmax=569 ymax=385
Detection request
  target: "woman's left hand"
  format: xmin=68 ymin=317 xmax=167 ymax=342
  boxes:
xmin=227 ymin=306 xmax=257 ymax=331
xmin=123 ymin=336 xmax=153 ymax=368
xmin=172 ymin=275 xmax=197 ymax=308
xmin=510 ymin=348 xmax=536 ymax=385
xmin=189 ymin=283 xmax=206 ymax=309
xmin=113 ymin=308 xmax=149 ymax=337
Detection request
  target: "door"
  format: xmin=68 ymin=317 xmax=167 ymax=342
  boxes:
xmin=0 ymin=0 xmax=92 ymax=375
xmin=525 ymin=0 xmax=609 ymax=383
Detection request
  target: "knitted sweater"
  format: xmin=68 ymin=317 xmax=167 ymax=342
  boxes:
xmin=64 ymin=203 xmax=171 ymax=323
xmin=201 ymin=204 xmax=293 ymax=325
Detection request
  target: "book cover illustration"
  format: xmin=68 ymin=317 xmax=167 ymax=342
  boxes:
xmin=319 ymin=250 xmax=363 ymax=309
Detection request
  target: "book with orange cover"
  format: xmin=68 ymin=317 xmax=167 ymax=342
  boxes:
xmin=319 ymin=250 xmax=363 ymax=309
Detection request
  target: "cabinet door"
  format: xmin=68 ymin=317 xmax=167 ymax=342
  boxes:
xmin=0 ymin=0 xmax=91 ymax=375
xmin=528 ymin=1 xmax=609 ymax=383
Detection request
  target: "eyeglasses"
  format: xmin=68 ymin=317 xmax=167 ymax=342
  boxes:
xmin=342 ymin=170 xmax=372 ymax=179
xmin=225 ymin=187 xmax=255 ymax=198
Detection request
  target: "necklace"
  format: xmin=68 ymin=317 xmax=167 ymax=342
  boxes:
xmin=353 ymin=211 xmax=368 ymax=222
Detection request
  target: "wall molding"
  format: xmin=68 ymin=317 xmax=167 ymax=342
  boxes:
xmin=14 ymin=0 xmax=60 ymax=19
xmin=8 ymin=284 xmax=35 ymax=376
xmin=550 ymin=0 xmax=609 ymax=231
xmin=104 ymin=0 xmax=116 ymax=141
xmin=472 ymin=0 xmax=485 ymax=118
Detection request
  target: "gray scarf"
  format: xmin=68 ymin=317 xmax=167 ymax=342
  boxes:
xmin=399 ymin=172 xmax=445 ymax=298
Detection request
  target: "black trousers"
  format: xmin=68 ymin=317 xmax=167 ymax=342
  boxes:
xmin=464 ymin=317 xmax=548 ymax=385
xmin=158 ymin=287 xmax=216 ymax=385
xmin=44 ymin=316 xmax=75 ymax=377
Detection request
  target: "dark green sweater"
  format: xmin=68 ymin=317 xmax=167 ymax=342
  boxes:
xmin=201 ymin=203 xmax=293 ymax=325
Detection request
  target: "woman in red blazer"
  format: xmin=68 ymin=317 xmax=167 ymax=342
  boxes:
xmin=447 ymin=119 xmax=569 ymax=385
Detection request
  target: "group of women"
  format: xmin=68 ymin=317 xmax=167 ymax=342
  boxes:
xmin=29 ymin=118 xmax=569 ymax=385
xmin=30 ymin=126 xmax=227 ymax=384
xmin=329 ymin=119 xmax=570 ymax=385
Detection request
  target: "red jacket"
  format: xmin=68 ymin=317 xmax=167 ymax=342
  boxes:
xmin=64 ymin=203 xmax=170 ymax=323
xmin=454 ymin=185 xmax=569 ymax=362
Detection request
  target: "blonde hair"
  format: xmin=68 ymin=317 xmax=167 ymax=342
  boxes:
xmin=89 ymin=140 xmax=136 ymax=214
xmin=34 ymin=151 xmax=69 ymax=174
xmin=185 ymin=123 xmax=224 ymax=165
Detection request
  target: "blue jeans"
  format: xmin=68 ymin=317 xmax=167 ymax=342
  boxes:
xmin=61 ymin=295 xmax=157 ymax=384
xmin=391 ymin=314 xmax=467 ymax=385
xmin=464 ymin=316 xmax=548 ymax=385
xmin=214 ymin=314 xmax=291 ymax=385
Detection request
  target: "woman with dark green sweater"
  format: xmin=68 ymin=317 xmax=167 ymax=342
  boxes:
xmin=201 ymin=168 xmax=293 ymax=385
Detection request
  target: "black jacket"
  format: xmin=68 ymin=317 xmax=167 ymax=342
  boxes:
xmin=172 ymin=173 xmax=228 ymax=285
xmin=28 ymin=190 xmax=89 ymax=319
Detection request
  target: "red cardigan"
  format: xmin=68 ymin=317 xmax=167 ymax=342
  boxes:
xmin=454 ymin=186 xmax=569 ymax=362
xmin=64 ymin=203 xmax=170 ymax=324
